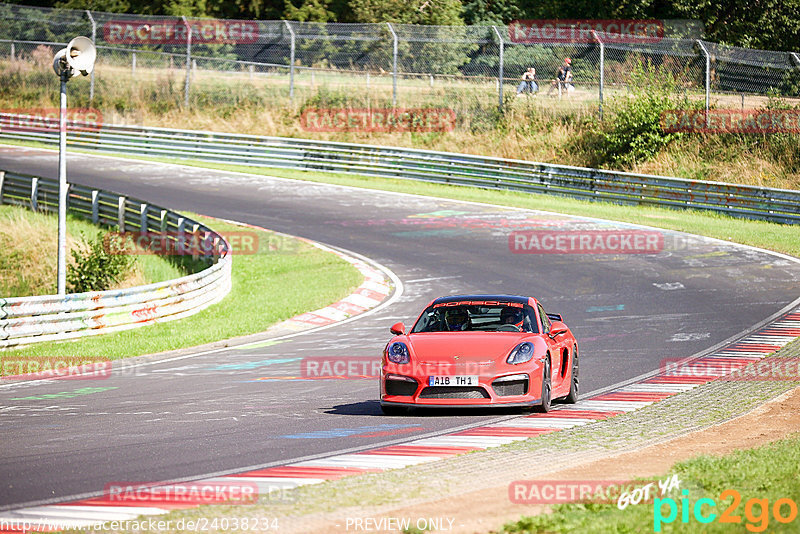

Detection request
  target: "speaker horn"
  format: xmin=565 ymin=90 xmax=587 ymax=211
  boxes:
xmin=65 ymin=36 xmax=96 ymax=76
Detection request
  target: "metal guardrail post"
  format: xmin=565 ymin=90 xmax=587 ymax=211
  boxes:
xmin=387 ymin=23 xmax=398 ymax=108
xmin=117 ymin=195 xmax=126 ymax=232
xmin=140 ymin=203 xmax=148 ymax=233
xmin=593 ymin=30 xmax=604 ymax=120
xmin=30 ymin=177 xmax=38 ymax=211
xmin=91 ymin=189 xmax=99 ymax=223
xmin=492 ymin=26 xmax=504 ymax=112
xmin=182 ymin=16 xmax=192 ymax=108
xmin=284 ymin=20 xmax=295 ymax=100
xmin=696 ymin=40 xmax=711 ymax=119
xmin=177 ymin=216 xmax=186 ymax=254
xmin=86 ymin=10 xmax=96 ymax=102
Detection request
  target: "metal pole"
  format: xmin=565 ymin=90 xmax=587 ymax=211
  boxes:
xmin=86 ymin=10 xmax=96 ymax=102
xmin=696 ymin=40 xmax=710 ymax=115
xmin=57 ymin=72 xmax=69 ymax=296
xmin=593 ymin=30 xmax=604 ymax=120
xmin=183 ymin=16 xmax=192 ymax=108
xmin=492 ymin=26 xmax=504 ymax=112
xmin=791 ymin=52 xmax=800 ymax=68
xmin=284 ymin=20 xmax=295 ymax=99
xmin=387 ymin=23 xmax=398 ymax=108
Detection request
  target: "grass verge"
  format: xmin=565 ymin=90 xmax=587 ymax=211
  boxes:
xmin=500 ymin=431 xmax=800 ymax=533
xmin=0 ymin=204 xmax=186 ymax=296
xmin=0 ymin=214 xmax=363 ymax=364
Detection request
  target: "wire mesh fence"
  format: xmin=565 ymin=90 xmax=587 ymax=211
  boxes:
xmin=0 ymin=3 xmax=798 ymax=117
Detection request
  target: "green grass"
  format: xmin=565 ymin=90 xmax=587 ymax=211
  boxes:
xmin=499 ymin=431 xmax=800 ymax=533
xmin=0 ymin=214 xmax=363 ymax=362
xmin=0 ymin=204 xmax=186 ymax=297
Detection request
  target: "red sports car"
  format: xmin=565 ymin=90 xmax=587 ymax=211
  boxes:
xmin=380 ymin=295 xmax=579 ymax=414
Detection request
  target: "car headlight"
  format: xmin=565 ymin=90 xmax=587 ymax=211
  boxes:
xmin=387 ymin=342 xmax=410 ymax=364
xmin=507 ymin=342 xmax=535 ymax=365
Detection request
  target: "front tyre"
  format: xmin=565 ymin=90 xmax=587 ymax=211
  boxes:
xmin=536 ymin=357 xmax=552 ymax=413
xmin=564 ymin=345 xmax=579 ymax=404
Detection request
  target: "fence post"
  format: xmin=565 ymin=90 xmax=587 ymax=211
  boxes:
xmin=0 ymin=171 xmax=4 ymax=205
xmin=132 ymin=52 xmax=136 ymax=76
xmin=182 ymin=16 xmax=192 ymax=108
xmin=492 ymin=26 xmax=504 ymax=112
xmin=593 ymin=30 xmax=604 ymax=120
xmin=86 ymin=10 xmax=96 ymax=102
xmin=386 ymin=22 xmax=398 ymax=108
xmin=696 ymin=40 xmax=710 ymax=117
xmin=10 ymin=41 xmax=14 ymax=61
xmin=791 ymin=52 xmax=800 ymax=68
xmin=284 ymin=20 xmax=295 ymax=100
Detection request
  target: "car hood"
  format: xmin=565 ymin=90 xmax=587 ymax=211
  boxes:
xmin=406 ymin=332 xmax=529 ymax=364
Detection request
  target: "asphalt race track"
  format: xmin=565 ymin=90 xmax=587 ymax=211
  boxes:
xmin=1 ymin=146 xmax=799 ymax=510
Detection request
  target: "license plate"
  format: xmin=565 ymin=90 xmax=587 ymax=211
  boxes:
xmin=428 ymin=375 xmax=479 ymax=387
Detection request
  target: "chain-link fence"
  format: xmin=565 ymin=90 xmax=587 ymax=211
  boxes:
xmin=1 ymin=3 xmax=798 ymax=118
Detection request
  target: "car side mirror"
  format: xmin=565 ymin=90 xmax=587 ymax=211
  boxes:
xmin=548 ymin=320 xmax=568 ymax=338
xmin=390 ymin=322 xmax=405 ymax=335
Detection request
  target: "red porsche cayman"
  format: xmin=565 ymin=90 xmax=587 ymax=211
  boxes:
xmin=380 ymin=295 xmax=579 ymax=414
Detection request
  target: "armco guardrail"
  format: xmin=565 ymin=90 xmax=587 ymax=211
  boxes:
xmin=0 ymin=169 xmax=232 ymax=348
xmin=1 ymin=113 xmax=799 ymax=224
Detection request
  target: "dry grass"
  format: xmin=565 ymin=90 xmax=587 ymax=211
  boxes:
xmin=0 ymin=206 xmax=145 ymax=297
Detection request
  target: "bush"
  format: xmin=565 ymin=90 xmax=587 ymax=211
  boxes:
xmin=596 ymin=61 xmax=690 ymax=166
xmin=67 ymin=232 xmax=132 ymax=293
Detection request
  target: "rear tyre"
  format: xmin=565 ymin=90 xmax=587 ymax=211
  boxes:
xmin=536 ymin=357 xmax=552 ymax=413
xmin=564 ymin=345 xmax=579 ymax=404
xmin=381 ymin=404 xmax=407 ymax=416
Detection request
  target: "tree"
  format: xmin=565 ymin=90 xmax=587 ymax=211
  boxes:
xmin=347 ymin=0 xmax=463 ymax=25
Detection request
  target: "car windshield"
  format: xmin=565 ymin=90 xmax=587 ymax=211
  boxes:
xmin=411 ymin=303 xmax=539 ymax=333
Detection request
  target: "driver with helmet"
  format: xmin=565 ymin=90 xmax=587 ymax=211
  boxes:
xmin=500 ymin=307 xmax=525 ymax=330
xmin=445 ymin=308 xmax=471 ymax=331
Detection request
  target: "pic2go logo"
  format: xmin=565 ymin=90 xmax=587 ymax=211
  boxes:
xmin=654 ymin=489 xmax=798 ymax=532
